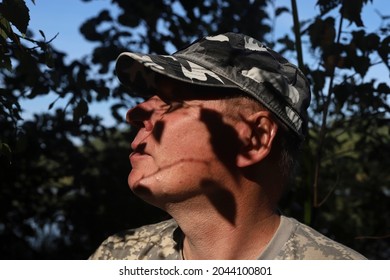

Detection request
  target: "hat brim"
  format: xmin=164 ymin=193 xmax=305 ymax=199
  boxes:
xmin=115 ymin=52 xmax=237 ymax=96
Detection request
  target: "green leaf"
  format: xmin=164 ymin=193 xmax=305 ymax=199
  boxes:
xmin=0 ymin=17 xmax=12 ymax=40
xmin=0 ymin=142 xmax=12 ymax=162
xmin=1 ymin=0 xmax=30 ymax=34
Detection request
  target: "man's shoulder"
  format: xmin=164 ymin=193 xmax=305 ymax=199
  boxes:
xmin=89 ymin=219 xmax=181 ymax=260
xmin=278 ymin=216 xmax=366 ymax=260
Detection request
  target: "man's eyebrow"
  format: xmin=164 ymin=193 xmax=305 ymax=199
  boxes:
xmin=157 ymin=95 xmax=176 ymax=104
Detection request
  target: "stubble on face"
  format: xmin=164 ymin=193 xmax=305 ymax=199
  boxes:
xmin=127 ymin=94 xmax=246 ymax=209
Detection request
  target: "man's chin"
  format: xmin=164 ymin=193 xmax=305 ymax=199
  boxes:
xmin=130 ymin=183 xmax=170 ymax=210
xmin=128 ymin=175 xmax=151 ymax=195
xmin=128 ymin=171 xmax=148 ymax=191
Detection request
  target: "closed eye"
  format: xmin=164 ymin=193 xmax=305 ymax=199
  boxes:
xmin=165 ymin=101 xmax=185 ymax=113
xmin=159 ymin=96 xmax=186 ymax=113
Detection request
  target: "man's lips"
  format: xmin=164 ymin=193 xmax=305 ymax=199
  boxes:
xmin=129 ymin=141 xmax=150 ymax=164
xmin=129 ymin=151 xmax=150 ymax=165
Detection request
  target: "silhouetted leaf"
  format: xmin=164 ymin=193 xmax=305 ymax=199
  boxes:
xmin=365 ymin=33 xmax=380 ymax=51
xmin=340 ymin=0 xmax=371 ymax=27
xmin=352 ymin=56 xmax=370 ymax=77
xmin=1 ymin=0 xmax=30 ymax=34
xmin=308 ymin=17 xmax=336 ymax=49
xmin=316 ymin=0 xmax=341 ymax=15
xmin=0 ymin=54 xmax=12 ymax=71
xmin=275 ymin=7 xmax=289 ymax=17
xmin=73 ymin=99 xmax=89 ymax=122
xmin=377 ymin=82 xmax=390 ymax=94
xmin=39 ymin=29 xmax=46 ymax=40
xmin=378 ymin=36 xmax=390 ymax=68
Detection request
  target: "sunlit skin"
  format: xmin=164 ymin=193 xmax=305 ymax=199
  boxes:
xmin=126 ymin=79 xmax=283 ymax=259
xmin=127 ymin=95 xmax=234 ymax=205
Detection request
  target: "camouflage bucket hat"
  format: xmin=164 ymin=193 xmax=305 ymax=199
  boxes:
xmin=116 ymin=32 xmax=311 ymax=139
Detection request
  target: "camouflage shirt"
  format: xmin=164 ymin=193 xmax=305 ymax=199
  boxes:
xmin=89 ymin=215 xmax=366 ymax=260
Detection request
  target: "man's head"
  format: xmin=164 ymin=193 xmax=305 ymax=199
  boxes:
xmin=116 ymin=32 xmax=311 ymax=140
xmin=116 ymin=33 xmax=311 ymax=210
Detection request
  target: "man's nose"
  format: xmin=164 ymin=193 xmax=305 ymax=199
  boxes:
xmin=126 ymin=97 xmax=161 ymax=131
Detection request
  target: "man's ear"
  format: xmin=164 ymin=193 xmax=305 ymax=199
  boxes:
xmin=236 ymin=111 xmax=278 ymax=168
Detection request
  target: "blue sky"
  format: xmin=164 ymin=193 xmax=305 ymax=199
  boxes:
xmin=26 ymin=0 xmax=387 ymax=59
xmin=26 ymin=0 xmax=117 ymax=59
xmin=21 ymin=0 xmax=389 ymax=126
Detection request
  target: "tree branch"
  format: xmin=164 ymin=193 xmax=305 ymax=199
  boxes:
xmin=290 ymin=0 xmax=304 ymax=71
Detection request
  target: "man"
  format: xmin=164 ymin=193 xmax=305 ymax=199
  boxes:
xmin=89 ymin=32 xmax=365 ymax=260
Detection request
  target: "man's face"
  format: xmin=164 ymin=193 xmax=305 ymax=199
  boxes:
xmin=126 ymin=82 xmax=242 ymax=208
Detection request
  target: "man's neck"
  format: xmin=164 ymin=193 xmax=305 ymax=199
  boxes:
xmin=167 ymin=193 xmax=281 ymax=260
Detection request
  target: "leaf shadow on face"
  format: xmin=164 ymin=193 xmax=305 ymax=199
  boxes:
xmin=200 ymin=108 xmax=244 ymax=179
xmin=200 ymin=179 xmax=237 ymax=225
xmin=127 ymin=106 xmax=154 ymax=126
xmin=128 ymin=101 xmax=184 ymax=144
xmin=130 ymin=99 xmax=247 ymax=225
xmin=153 ymin=120 xmax=165 ymax=143
xmin=198 ymin=108 xmax=246 ymax=225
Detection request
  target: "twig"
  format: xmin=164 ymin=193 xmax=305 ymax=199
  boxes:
xmin=355 ymin=234 xmax=390 ymax=240
xmin=317 ymin=174 xmax=339 ymax=207
xmin=313 ymin=13 xmax=344 ymax=208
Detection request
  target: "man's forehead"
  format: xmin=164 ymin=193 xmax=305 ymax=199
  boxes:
xmin=154 ymin=76 xmax=243 ymax=102
xmin=153 ymin=77 xmax=178 ymax=99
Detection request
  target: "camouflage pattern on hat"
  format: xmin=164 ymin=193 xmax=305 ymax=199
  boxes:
xmin=116 ymin=32 xmax=311 ymax=139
